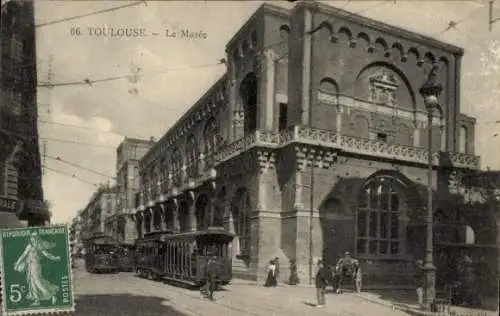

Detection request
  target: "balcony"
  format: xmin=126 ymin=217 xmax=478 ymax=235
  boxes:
xmin=213 ymin=125 xmax=480 ymax=169
xmin=139 ymin=125 xmax=479 ymax=208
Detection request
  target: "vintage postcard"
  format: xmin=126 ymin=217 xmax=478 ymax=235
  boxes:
xmin=0 ymin=0 xmax=499 ymax=315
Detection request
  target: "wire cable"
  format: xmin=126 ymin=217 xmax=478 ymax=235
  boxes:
xmin=46 ymin=155 xmax=115 ymax=179
xmin=35 ymin=1 xmax=146 ymax=28
xmin=43 ymin=166 xmax=99 ymax=187
xmin=40 ymin=136 xmax=117 ymax=149
xmin=36 ymin=61 xmax=225 ymax=88
xmin=38 ymin=119 xmax=127 ymax=136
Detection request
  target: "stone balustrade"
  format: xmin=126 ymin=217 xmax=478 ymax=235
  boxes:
xmin=141 ymin=125 xmax=480 ymax=206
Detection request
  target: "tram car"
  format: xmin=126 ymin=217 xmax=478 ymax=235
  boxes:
xmin=134 ymin=227 xmax=234 ymax=286
xmin=84 ymin=233 xmax=119 ymax=273
xmin=117 ymin=243 xmax=135 ymax=272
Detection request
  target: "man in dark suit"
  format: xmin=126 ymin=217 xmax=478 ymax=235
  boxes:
xmin=204 ymin=255 xmax=219 ymax=300
xmin=315 ymin=260 xmax=331 ymax=307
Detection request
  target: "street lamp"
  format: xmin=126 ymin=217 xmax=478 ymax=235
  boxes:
xmin=418 ymin=65 xmax=443 ymax=310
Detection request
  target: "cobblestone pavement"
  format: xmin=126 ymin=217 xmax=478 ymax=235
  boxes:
xmin=67 ymin=264 xmax=410 ymax=316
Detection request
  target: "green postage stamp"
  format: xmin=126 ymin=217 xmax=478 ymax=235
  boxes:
xmin=0 ymin=225 xmax=75 ymax=315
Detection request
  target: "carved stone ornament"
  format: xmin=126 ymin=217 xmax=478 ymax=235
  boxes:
xmin=369 ymin=71 xmax=399 ymax=106
xmin=257 ymin=150 xmax=276 ymax=172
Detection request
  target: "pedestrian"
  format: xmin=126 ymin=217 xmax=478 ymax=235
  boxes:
xmin=414 ymin=260 xmax=424 ymax=309
xmin=274 ymin=257 xmax=280 ymax=286
xmin=264 ymin=260 xmax=277 ymax=287
xmin=201 ymin=256 xmax=219 ymax=300
xmin=315 ymin=259 xmax=330 ymax=307
xmin=204 ymin=255 xmax=219 ymax=300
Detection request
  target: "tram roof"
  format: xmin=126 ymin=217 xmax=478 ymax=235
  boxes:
xmin=165 ymin=227 xmax=235 ymax=239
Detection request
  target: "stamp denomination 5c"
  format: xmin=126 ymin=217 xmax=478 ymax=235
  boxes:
xmin=0 ymin=225 xmax=75 ymax=316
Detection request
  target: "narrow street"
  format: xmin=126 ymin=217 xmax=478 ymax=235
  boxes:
xmin=71 ymin=262 xmax=409 ymax=316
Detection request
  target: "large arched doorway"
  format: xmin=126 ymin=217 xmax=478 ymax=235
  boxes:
xmin=231 ymin=188 xmax=251 ymax=258
xmin=179 ymin=201 xmax=189 ymax=232
xmin=164 ymin=203 xmax=173 ymax=230
xmin=152 ymin=206 xmax=162 ymax=231
xmin=136 ymin=214 xmax=143 ymax=238
xmin=195 ymin=194 xmax=209 ymax=230
xmin=239 ymin=73 xmax=258 ymax=136
xmin=117 ymin=215 xmax=126 ymax=241
xmin=143 ymin=210 xmax=152 ymax=234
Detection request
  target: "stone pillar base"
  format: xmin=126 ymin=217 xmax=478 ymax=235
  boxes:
xmin=422 ymin=264 xmax=436 ymax=310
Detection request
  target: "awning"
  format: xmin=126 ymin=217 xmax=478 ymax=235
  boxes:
xmin=0 ymin=197 xmax=50 ymax=221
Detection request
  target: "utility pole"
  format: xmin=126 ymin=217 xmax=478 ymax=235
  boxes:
xmin=41 ymin=55 xmax=53 ymax=176
xmin=489 ymin=1 xmax=500 ymax=32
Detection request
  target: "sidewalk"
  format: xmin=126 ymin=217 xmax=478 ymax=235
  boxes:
xmin=231 ymin=279 xmax=498 ymax=316
xmin=348 ymin=290 xmax=498 ymax=316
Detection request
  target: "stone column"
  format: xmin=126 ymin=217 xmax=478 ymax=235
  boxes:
xmin=141 ymin=211 xmax=147 ymax=237
xmin=149 ymin=208 xmax=154 ymax=233
xmin=159 ymin=204 xmax=167 ymax=231
xmin=171 ymin=198 xmax=180 ymax=233
xmin=187 ymin=191 xmax=197 ymax=232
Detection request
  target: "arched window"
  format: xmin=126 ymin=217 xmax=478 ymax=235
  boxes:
xmin=459 ymin=126 xmax=467 ymax=153
xmin=186 ymin=135 xmax=198 ymax=177
xmin=232 ymin=190 xmax=251 ymax=256
xmin=356 ymin=177 xmax=402 ymax=256
xmin=239 ymin=73 xmax=258 ymax=135
xmin=204 ymin=117 xmax=219 ymax=154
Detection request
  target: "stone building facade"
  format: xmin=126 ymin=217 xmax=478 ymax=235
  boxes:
xmin=0 ymin=0 xmax=49 ymax=227
xmin=105 ymin=137 xmax=153 ymax=245
xmin=80 ymin=185 xmax=116 ymax=241
xmin=135 ymin=2 xmax=481 ymax=286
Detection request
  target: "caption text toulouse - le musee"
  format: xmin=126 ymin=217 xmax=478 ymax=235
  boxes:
xmin=69 ymin=26 xmax=208 ymax=39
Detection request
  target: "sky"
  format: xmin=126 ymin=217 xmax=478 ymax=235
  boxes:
xmin=32 ymin=0 xmax=500 ymax=224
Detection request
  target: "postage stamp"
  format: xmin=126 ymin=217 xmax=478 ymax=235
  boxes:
xmin=0 ymin=225 xmax=75 ymax=316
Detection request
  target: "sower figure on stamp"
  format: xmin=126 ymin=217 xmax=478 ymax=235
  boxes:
xmin=14 ymin=231 xmax=61 ymax=306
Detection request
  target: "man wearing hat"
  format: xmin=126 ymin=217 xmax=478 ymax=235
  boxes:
xmin=315 ymin=259 xmax=331 ymax=307
xmin=204 ymin=255 xmax=219 ymax=300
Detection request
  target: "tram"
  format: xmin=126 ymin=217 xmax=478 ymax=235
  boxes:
xmin=134 ymin=227 xmax=234 ymax=286
xmin=117 ymin=243 xmax=136 ymax=272
xmin=84 ymin=233 xmax=119 ymax=273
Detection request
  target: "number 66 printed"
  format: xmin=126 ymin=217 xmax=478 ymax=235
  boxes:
xmin=9 ymin=284 xmax=25 ymax=303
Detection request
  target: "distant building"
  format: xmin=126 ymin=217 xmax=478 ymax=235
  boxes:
xmin=70 ymin=210 xmax=84 ymax=256
xmin=0 ymin=0 xmax=49 ymax=226
xmin=105 ymin=137 xmax=153 ymax=244
xmin=79 ymin=185 xmax=116 ymax=241
xmin=135 ymin=1 xmax=486 ymax=288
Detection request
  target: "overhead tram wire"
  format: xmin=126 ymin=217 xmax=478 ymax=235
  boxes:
xmin=46 ymin=155 xmax=115 ymax=179
xmin=38 ymin=119 xmax=128 ymax=137
xmin=35 ymin=1 xmax=147 ymax=28
xmin=40 ymin=137 xmax=117 ymax=149
xmin=43 ymin=166 xmax=99 ymax=187
xmin=407 ymin=1 xmax=499 ymax=61
xmin=37 ymin=61 xmax=226 ymax=88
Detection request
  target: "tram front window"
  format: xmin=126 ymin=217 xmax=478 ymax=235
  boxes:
xmin=201 ymin=242 xmax=227 ymax=257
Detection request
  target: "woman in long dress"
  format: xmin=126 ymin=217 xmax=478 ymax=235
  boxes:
xmin=14 ymin=232 xmax=61 ymax=306
xmin=264 ymin=260 xmax=277 ymax=287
